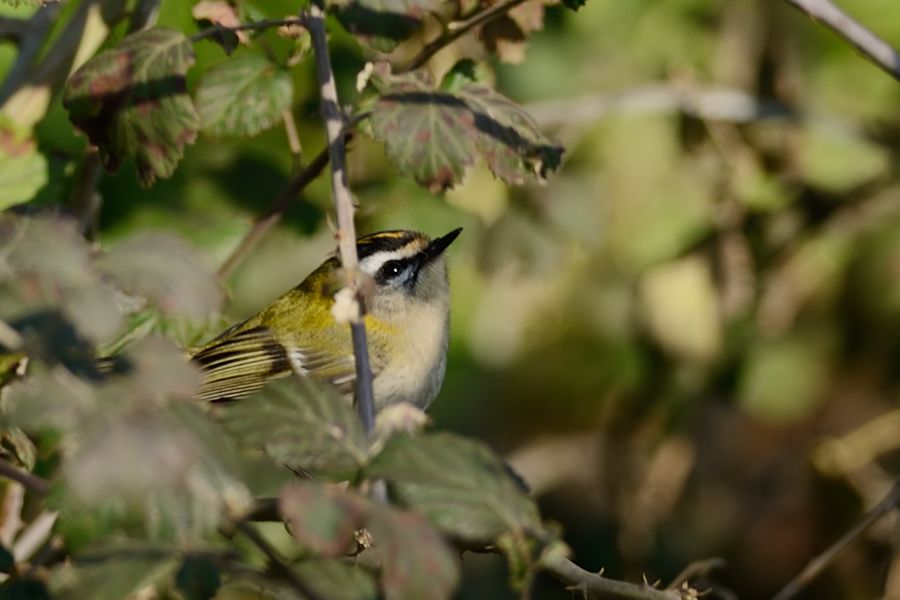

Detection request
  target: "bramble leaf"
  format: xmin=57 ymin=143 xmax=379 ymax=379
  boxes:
xmin=0 ymin=147 xmax=47 ymax=209
xmin=221 ymin=377 xmax=368 ymax=479
xmin=63 ymin=27 xmax=200 ymax=186
xmin=50 ymin=543 xmax=178 ymax=600
xmin=195 ymin=54 xmax=293 ymax=138
xmin=367 ymin=505 xmax=459 ymax=600
xmin=369 ymin=70 xmax=563 ymax=192
xmin=366 ymin=432 xmax=542 ymax=544
xmin=279 ymin=482 xmax=367 ymax=556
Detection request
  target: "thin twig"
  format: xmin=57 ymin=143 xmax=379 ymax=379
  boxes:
xmin=0 ymin=459 xmax=50 ymax=498
xmin=405 ymin=0 xmax=532 ymax=71
xmin=783 ymin=0 xmax=900 ymax=81
xmin=542 ymin=554 xmax=686 ymax=600
xmin=217 ymin=146 xmax=330 ymax=280
xmin=773 ymin=478 xmax=900 ymax=600
xmin=190 ymin=17 xmax=304 ymax=43
xmin=304 ymin=3 xmax=377 ymax=435
xmin=282 ymin=108 xmax=303 ymax=170
xmin=234 ymin=521 xmax=325 ymax=600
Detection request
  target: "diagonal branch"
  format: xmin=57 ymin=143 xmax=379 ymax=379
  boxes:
xmin=218 ymin=146 xmax=331 ymax=280
xmin=405 ymin=0 xmax=532 ymax=71
xmin=0 ymin=458 xmax=50 ymax=497
xmin=783 ymin=0 xmax=900 ymax=81
xmin=773 ymin=478 xmax=900 ymax=600
xmin=304 ymin=4 xmax=377 ymax=436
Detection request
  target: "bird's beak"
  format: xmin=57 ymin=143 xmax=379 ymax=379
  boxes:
xmin=422 ymin=227 xmax=462 ymax=264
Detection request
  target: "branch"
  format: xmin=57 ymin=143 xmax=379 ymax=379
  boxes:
xmin=304 ymin=4 xmax=376 ymax=435
xmin=783 ymin=0 xmax=900 ymax=81
xmin=217 ymin=146 xmax=331 ymax=280
xmin=773 ymin=478 xmax=900 ymax=600
xmin=542 ymin=554 xmax=687 ymax=600
xmin=0 ymin=458 xmax=50 ymax=498
xmin=405 ymin=0 xmax=532 ymax=71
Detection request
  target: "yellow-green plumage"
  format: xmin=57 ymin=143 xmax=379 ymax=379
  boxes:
xmin=192 ymin=229 xmax=460 ymax=410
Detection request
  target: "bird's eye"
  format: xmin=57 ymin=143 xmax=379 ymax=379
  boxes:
xmin=378 ymin=260 xmax=405 ymax=282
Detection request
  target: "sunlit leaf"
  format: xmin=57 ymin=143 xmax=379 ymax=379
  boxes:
xmin=97 ymin=233 xmax=221 ymax=319
xmin=195 ymin=54 xmax=293 ymax=138
xmin=222 ymin=377 xmax=368 ymax=479
xmin=370 ymin=69 xmax=562 ymax=192
xmin=366 ymin=433 xmax=541 ymax=543
xmin=63 ymin=27 xmax=200 ymax=186
xmin=0 ymin=148 xmax=47 ymax=209
xmin=279 ymin=482 xmax=367 ymax=556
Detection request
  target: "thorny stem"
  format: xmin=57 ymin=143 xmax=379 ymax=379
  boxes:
xmin=782 ymin=0 xmax=900 ymax=81
xmin=304 ymin=4 xmax=376 ymax=436
xmin=190 ymin=17 xmax=304 ymax=43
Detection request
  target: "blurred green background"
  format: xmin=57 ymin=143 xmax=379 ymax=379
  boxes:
xmin=4 ymin=0 xmax=900 ymax=597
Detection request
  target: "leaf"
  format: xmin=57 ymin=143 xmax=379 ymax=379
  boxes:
xmin=176 ymin=555 xmax=222 ymax=600
xmin=367 ymin=505 xmax=459 ymax=600
xmin=50 ymin=543 xmax=179 ymax=600
xmin=195 ymin=54 xmax=293 ymax=138
xmin=279 ymin=482 xmax=367 ymax=556
xmin=221 ymin=377 xmax=368 ymax=479
xmin=294 ymin=559 xmax=377 ymax=600
xmin=65 ymin=403 xmax=250 ymax=541
xmin=0 ymin=148 xmax=47 ymax=209
xmin=97 ymin=232 xmax=221 ymax=319
xmin=369 ymin=70 xmax=562 ymax=192
xmin=366 ymin=433 xmax=541 ymax=544
xmin=329 ymin=0 xmax=439 ymax=52
xmin=280 ymin=482 xmax=456 ymax=600
xmin=63 ymin=27 xmax=200 ymax=186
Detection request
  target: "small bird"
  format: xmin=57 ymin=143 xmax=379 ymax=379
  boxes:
xmin=192 ymin=228 xmax=461 ymax=411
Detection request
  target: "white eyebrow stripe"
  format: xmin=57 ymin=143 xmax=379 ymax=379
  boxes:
xmin=359 ymin=248 xmax=417 ymax=275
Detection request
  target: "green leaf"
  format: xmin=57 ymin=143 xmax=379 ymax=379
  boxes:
xmin=366 ymin=433 xmax=541 ymax=544
xmin=279 ymin=482 xmax=367 ymax=557
xmin=294 ymin=559 xmax=378 ymax=600
xmin=329 ymin=0 xmax=439 ymax=52
xmin=367 ymin=505 xmax=459 ymax=600
xmin=96 ymin=233 xmax=221 ymax=319
xmin=50 ymin=543 xmax=178 ymax=600
xmin=176 ymin=555 xmax=222 ymax=600
xmin=195 ymin=54 xmax=293 ymax=138
xmin=63 ymin=27 xmax=200 ymax=186
xmin=0 ymin=148 xmax=47 ymax=209
xmin=221 ymin=377 xmax=368 ymax=479
xmin=369 ymin=70 xmax=563 ymax=192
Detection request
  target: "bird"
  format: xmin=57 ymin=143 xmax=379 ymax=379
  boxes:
xmin=191 ymin=228 xmax=462 ymax=411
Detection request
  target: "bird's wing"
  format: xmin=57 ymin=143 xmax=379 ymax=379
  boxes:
xmin=191 ymin=325 xmax=359 ymax=402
